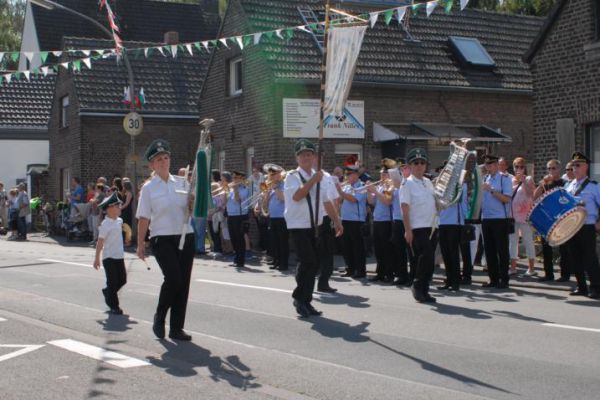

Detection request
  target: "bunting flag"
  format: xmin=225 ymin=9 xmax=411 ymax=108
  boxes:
xmin=461 ymin=0 xmax=470 ymax=10
xmin=426 ymin=1 xmax=438 ymax=17
xmin=122 ymin=86 xmax=131 ymax=106
xmin=82 ymin=57 xmax=92 ymax=69
xmin=324 ymin=25 xmax=368 ymax=116
xmin=0 ymin=52 xmax=4 ymax=63
xmin=369 ymin=13 xmax=379 ymax=28
xmin=396 ymin=7 xmax=407 ymax=23
xmin=170 ymin=45 xmax=178 ymax=58
xmin=185 ymin=43 xmax=193 ymax=55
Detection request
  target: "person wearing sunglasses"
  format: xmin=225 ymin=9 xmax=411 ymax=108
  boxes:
xmin=400 ymin=148 xmax=438 ymax=303
xmin=562 ymin=162 xmax=575 ymax=183
xmin=509 ymin=158 xmax=537 ymax=277
xmin=563 ymin=152 xmax=600 ymax=299
xmin=481 ymin=154 xmax=513 ymax=289
xmin=534 ymin=159 xmax=571 ymax=282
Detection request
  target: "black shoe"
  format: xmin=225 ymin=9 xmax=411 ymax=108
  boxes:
xmin=340 ymin=272 xmax=354 ymax=277
xmin=109 ymin=308 xmax=123 ymax=315
xmin=169 ymin=330 xmax=192 ymax=341
xmin=437 ymin=284 xmax=451 ymax=290
xmin=317 ymin=286 xmax=338 ymax=293
xmin=482 ymin=281 xmax=497 ymax=288
xmin=405 ymin=279 xmax=414 ymax=287
xmin=278 ymin=267 xmax=289 ymax=271
xmin=269 ymin=265 xmax=279 ymax=269
xmin=538 ymin=276 xmax=555 ymax=282
xmin=422 ymin=294 xmax=437 ymax=303
xmin=369 ymin=275 xmax=383 ymax=282
xmin=588 ymin=290 xmax=600 ymax=299
xmin=496 ymin=282 xmax=509 ymax=289
xmin=393 ymin=278 xmax=408 ymax=286
xmin=293 ymin=300 xmax=310 ymax=318
xmin=353 ymin=273 xmax=366 ymax=279
xmin=448 ymin=285 xmax=460 ymax=292
xmin=460 ymin=277 xmax=472 ymax=285
xmin=570 ymin=289 xmax=588 ymax=296
xmin=305 ymin=303 xmax=323 ymax=316
xmin=412 ymin=287 xmax=426 ymax=302
xmin=556 ymin=276 xmax=570 ymax=282
xmin=383 ymin=276 xmax=394 ymax=283
xmin=153 ymin=313 xmax=165 ymax=339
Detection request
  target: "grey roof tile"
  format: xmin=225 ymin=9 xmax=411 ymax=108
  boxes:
xmin=0 ymin=73 xmax=56 ymax=129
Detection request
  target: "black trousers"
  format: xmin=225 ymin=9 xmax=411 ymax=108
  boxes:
xmin=567 ymin=224 xmax=600 ymax=292
xmin=342 ymin=220 xmax=366 ymax=276
xmin=227 ymin=214 xmax=248 ymax=266
xmin=373 ymin=221 xmax=394 ymax=279
xmin=257 ymin=214 xmax=270 ymax=252
xmin=439 ymin=225 xmax=461 ymax=286
xmin=391 ymin=220 xmax=410 ymax=280
xmin=482 ymin=219 xmax=510 ymax=284
xmin=541 ymin=239 xmax=571 ymax=279
xmin=269 ymin=217 xmax=289 ymax=269
xmin=208 ymin=220 xmax=222 ymax=253
xmin=412 ymin=228 xmax=438 ymax=295
xmin=317 ymin=216 xmax=335 ymax=288
xmin=150 ymin=233 xmax=195 ymax=331
xmin=290 ymin=228 xmax=319 ymax=304
xmin=460 ymin=240 xmax=473 ymax=279
xmin=102 ymin=258 xmax=127 ymax=309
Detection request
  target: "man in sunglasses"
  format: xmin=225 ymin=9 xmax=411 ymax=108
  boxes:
xmin=481 ymin=154 xmax=513 ymax=289
xmin=534 ymin=159 xmax=571 ymax=282
xmin=400 ymin=148 xmax=438 ymax=303
xmin=564 ymin=152 xmax=600 ymax=299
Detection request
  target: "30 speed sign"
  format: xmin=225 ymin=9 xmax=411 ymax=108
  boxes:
xmin=123 ymin=112 xmax=144 ymax=136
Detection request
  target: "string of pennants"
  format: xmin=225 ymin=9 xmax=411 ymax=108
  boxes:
xmin=0 ymin=0 xmax=471 ymax=86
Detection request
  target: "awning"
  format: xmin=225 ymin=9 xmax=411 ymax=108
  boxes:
xmin=373 ymin=122 xmax=512 ymax=143
xmin=27 ymin=165 xmax=48 ymax=176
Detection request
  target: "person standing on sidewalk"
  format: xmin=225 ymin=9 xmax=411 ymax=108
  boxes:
xmin=16 ymin=183 xmax=30 ymax=241
xmin=0 ymin=182 xmax=8 ymax=232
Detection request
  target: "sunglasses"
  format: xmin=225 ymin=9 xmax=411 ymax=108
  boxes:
xmin=485 ymin=161 xmax=496 ymax=165
xmin=411 ymin=160 xmax=427 ymax=166
xmin=565 ymin=168 xmax=573 ymax=172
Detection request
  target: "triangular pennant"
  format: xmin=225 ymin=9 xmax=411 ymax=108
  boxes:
xmin=444 ymin=0 xmax=454 ymax=13
xmin=219 ymin=38 xmax=229 ymax=48
xmin=52 ymin=51 xmax=62 ymax=57
xmin=4 ymin=73 xmax=11 ymax=84
xmin=202 ymin=41 xmax=210 ymax=50
xmin=40 ymin=51 xmax=48 ymax=63
xmin=82 ymin=57 xmax=91 ymax=69
xmin=284 ymin=28 xmax=294 ymax=40
xmin=10 ymin=52 xmax=19 ymax=62
xmin=396 ymin=7 xmax=407 ymax=23
xmin=95 ymin=49 xmax=105 ymax=56
xmin=144 ymin=47 xmax=150 ymax=58
xmin=210 ymin=40 xmax=218 ymax=47
xmin=61 ymin=62 xmax=70 ymax=70
xmin=275 ymin=29 xmax=284 ymax=39
xmin=297 ymin=25 xmax=311 ymax=33
xmin=185 ymin=43 xmax=193 ymax=55
xmin=23 ymin=70 xmax=30 ymax=81
xmin=52 ymin=65 xmax=59 ymax=72
xmin=235 ymin=36 xmax=244 ymax=50
xmin=72 ymin=60 xmax=81 ymax=71
xmin=265 ymin=31 xmax=274 ymax=40
xmin=0 ymin=52 xmax=3 ymax=63
xmin=170 ymin=44 xmax=178 ymax=58
xmin=157 ymin=46 xmax=165 ymax=57
xmin=384 ymin=9 xmax=394 ymax=25
xmin=13 ymin=72 xmax=21 ymax=81
xmin=426 ymin=1 xmax=438 ymax=17
xmin=41 ymin=66 xmax=49 ymax=76
xmin=253 ymin=33 xmax=263 ymax=45
xmin=24 ymin=52 xmax=34 ymax=62
xmin=369 ymin=12 xmax=379 ymax=28
xmin=82 ymin=50 xmax=91 ymax=56
xmin=460 ymin=0 xmax=469 ymax=10
xmin=243 ymin=35 xmax=252 ymax=48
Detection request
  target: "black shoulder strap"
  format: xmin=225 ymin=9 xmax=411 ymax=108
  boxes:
xmin=575 ymin=178 xmax=590 ymax=196
xmin=297 ymin=172 xmax=315 ymax=230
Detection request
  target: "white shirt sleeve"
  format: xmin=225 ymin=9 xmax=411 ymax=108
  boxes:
xmin=136 ymin=182 xmax=151 ymax=220
xmin=399 ymin=181 xmax=412 ymax=205
xmin=98 ymin=219 xmax=109 ymax=240
xmin=284 ymin=172 xmax=301 ymax=204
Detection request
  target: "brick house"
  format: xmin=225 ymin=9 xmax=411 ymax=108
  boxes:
xmin=47 ymin=36 xmax=212 ymax=200
xmin=198 ymin=0 xmax=544 ymax=174
xmin=524 ymin=0 xmax=600 ymax=180
xmin=0 ymin=74 xmax=56 ymax=196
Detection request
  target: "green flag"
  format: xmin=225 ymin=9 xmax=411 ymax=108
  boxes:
xmin=384 ymin=9 xmax=394 ymax=25
xmin=40 ymin=52 xmax=49 ymax=63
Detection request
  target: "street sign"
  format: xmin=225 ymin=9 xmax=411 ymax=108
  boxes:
xmin=123 ymin=112 xmax=143 ymax=136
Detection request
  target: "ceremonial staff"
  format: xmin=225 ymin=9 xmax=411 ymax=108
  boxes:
xmin=314 ymin=0 xmax=332 ymax=238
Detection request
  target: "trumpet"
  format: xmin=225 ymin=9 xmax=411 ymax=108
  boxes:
xmin=211 ymin=181 xmax=246 ymax=197
xmin=344 ymin=179 xmax=383 ymax=194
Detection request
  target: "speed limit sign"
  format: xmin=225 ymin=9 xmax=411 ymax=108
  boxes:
xmin=123 ymin=112 xmax=144 ymax=136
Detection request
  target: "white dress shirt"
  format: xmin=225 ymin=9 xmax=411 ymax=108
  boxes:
xmin=399 ymin=175 xmax=436 ymax=229
xmin=98 ymin=217 xmax=124 ymax=259
xmin=284 ymin=168 xmax=335 ymax=229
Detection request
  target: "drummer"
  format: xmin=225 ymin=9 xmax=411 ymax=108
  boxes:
xmin=564 ymin=152 xmax=600 ymax=299
xmin=533 ymin=159 xmax=570 ymax=282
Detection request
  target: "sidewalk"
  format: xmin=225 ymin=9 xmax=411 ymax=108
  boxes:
xmin=20 ymin=232 xmax=574 ymax=292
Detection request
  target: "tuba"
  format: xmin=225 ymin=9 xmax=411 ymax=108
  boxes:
xmin=433 ymin=139 xmax=477 ymax=209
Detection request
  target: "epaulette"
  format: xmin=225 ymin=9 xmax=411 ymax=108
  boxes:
xmin=590 ymin=180 xmax=598 ymax=184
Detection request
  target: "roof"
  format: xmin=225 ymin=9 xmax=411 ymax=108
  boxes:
xmin=373 ymin=122 xmax=511 ymax=142
xmin=63 ymin=37 xmax=209 ymax=115
xmin=523 ymin=0 xmax=568 ymax=63
xmin=31 ymin=0 xmax=219 ymax=51
xmin=239 ymin=0 xmax=544 ymax=91
xmin=0 ymin=73 xmax=56 ymax=131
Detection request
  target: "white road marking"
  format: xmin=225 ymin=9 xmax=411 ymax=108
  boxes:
xmin=194 ymin=279 xmax=335 ymax=299
xmin=542 ymin=323 xmax=600 ymax=333
xmin=0 ymin=317 xmax=6 ymax=322
xmin=0 ymin=345 xmax=45 ymax=362
xmin=48 ymin=339 xmax=150 ymax=368
xmin=38 ymin=258 xmax=92 ymax=268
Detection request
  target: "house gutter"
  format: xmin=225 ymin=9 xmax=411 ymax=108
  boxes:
xmin=79 ymin=112 xmax=199 ymax=120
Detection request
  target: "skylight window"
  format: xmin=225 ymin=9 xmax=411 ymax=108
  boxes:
xmin=449 ymin=36 xmax=496 ymax=68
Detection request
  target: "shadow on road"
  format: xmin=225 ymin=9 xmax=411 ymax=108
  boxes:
xmin=316 ymin=292 xmax=370 ymax=308
xmin=97 ymin=313 xmax=138 ymax=332
xmin=148 ymin=340 xmax=259 ymax=390
xmin=303 ymin=317 xmax=370 ymax=342
xmin=368 ymin=338 xmax=514 ymax=394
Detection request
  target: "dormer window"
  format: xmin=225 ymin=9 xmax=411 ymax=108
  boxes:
xmin=449 ymin=36 xmax=496 ymax=69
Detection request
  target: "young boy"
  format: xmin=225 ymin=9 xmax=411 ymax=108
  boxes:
xmin=93 ymin=192 xmax=126 ymax=315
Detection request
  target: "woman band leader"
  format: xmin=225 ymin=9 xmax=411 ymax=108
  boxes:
xmin=136 ymin=139 xmax=195 ymax=341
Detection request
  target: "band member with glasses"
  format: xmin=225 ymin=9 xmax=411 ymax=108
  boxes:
xmin=401 ymin=148 xmax=438 ymax=303
xmin=562 ymin=162 xmax=575 ymax=183
xmin=481 ymin=154 xmax=513 ymax=289
xmin=509 ymin=157 xmax=536 ymax=277
xmin=534 ymin=159 xmax=570 ymax=282
xmin=564 ymin=152 xmax=600 ymax=299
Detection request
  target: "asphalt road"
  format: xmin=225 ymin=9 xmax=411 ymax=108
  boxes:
xmin=1 ymin=238 xmax=599 ymax=400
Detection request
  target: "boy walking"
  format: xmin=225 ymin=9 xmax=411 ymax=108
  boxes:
xmin=93 ymin=192 xmax=127 ymax=314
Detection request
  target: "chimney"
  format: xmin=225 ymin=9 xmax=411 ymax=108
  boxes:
xmin=164 ymin=31 xmax=180 ymax=45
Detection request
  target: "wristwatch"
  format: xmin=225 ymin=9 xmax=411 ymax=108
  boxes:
xmin=490 ymin=189 xmax=495 ymax=195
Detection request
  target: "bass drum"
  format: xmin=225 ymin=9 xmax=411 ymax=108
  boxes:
xmin=527 ymin=188 xmax=586 ymax=246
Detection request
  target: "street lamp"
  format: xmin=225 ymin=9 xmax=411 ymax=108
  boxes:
xmin=30 ymin=0 xmax=140 ymax=202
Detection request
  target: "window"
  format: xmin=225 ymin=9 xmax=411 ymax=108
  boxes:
xmin=448 ymin=36 xmax=495 ymax=68
xmin=587 ymin=124 xmax=600 ymax=182
xmin=228 ymin=57 xmax=243 ymax=96
xmin=334 ymin=143 xmax=362 ymax=167
xmin=60 ymin=168 xmax=70 ymax=201
xmin=60 ymin=95 xmax=70 ymax=128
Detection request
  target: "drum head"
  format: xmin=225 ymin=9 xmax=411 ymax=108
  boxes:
xmin=547 ymin=208 xmax=587 ymax=246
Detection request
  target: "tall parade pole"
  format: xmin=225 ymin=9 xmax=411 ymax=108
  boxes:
xmin=314 ymin=0 xmax=331 ymax=238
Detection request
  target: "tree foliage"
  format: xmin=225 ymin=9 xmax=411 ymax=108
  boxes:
xmin=0 ymin=0 xmax=25 ymax=51
xmin=468 ymin=0 xmax=557 ymax=16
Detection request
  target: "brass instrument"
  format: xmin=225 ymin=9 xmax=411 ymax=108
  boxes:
xmin=211 ymin=181 xmax=247 ymax=197
xmin=434 ymin=139 xmax=477 ymax=209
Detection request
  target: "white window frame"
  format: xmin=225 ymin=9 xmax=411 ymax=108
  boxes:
xmin=229 ymin=57 xmax=243 ymax=96
xmin=218 ymin=150 xmax=226 ymax=172
xmin=588 ymin=124 xmax=600 ymax=182
xmin=60 ymin=95 xmax=69 ymax=128
xmin=334 ymin=143 xmax=363 ymax=161
xmin=61 ymin=168 xmax=70 ymax=201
